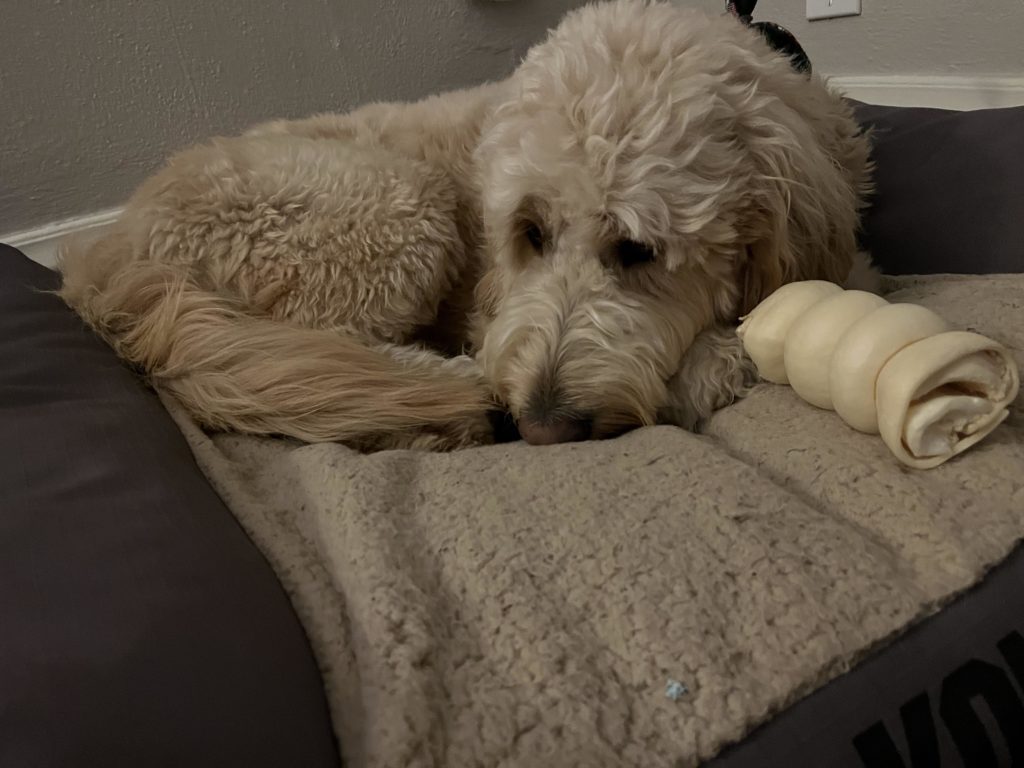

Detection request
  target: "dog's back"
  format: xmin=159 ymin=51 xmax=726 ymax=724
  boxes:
xmin=59 ymin=86 xmax=504 ymax=450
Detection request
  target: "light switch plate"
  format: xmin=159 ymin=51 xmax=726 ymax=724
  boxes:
xmin=806 ymin=0 xmax=861 ymax=21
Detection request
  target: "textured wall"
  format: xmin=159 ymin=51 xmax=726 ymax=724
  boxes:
xmin=686 ymin=0 xmax=1024 ymax=77
xmin=1 ymin=0 xmax=586 ymax=232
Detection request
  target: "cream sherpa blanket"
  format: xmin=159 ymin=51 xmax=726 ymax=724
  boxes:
xmin=165 ymin=275 xmax=1024 ymax=768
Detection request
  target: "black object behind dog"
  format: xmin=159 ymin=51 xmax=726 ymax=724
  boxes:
xmin=726 ymin=0 xmax=812 ymax=74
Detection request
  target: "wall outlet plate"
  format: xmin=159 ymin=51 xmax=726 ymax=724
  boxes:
xmin=806 ymin=0 xmax=861 ymax=21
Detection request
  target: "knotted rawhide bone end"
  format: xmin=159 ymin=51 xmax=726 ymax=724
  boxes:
xmin=737 ymin=281 xmax=1020 ymax=469
xmin=876 ymin=331 xmax=1019 ymax=470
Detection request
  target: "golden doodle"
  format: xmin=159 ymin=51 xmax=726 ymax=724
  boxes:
xmin=61 ymin=1 xmax=874 ymax=451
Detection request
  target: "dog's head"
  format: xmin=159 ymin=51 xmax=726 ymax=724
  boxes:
xmin=473 ymin=0 xmax=869 ymax=444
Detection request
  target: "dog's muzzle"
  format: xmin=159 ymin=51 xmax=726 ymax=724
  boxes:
xmin=517 ymin=414 xmax=593 ymax=445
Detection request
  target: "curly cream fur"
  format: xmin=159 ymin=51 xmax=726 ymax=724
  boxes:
xmin=60 ymin=1 xmax=872 ymax=450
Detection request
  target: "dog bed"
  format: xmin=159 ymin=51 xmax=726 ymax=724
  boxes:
xmin=163 ymin=271 xmax=1024 ymax=768
xmin=0 ymin=246 xmax=340 ymax=768
xmin=4 ymin=102 xmax=1022 ymax=767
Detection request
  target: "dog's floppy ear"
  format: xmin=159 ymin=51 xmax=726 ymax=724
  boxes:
xmin=739 ymin=242 xmax=785 ymax=316
xmin=734 ymin=79 xmax=871 ymax=315
xmin=473 ymin=263 xmax=504 ymax=321
xmin=467 ymin=263 xmax=507 ymax=354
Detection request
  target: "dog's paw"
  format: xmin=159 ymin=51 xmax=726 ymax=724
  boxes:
xmin=658 ymin=325 xmax=757 ymax=431
xmin=440 ymin=353 xmax=486 ymax=381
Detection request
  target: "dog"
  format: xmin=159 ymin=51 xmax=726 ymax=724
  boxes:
xmin=60 ymin=0 xmax=873 ymax=451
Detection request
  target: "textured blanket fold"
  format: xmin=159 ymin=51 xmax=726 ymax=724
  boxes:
xmin=165 ymin=274 xmax=1024 ymax=768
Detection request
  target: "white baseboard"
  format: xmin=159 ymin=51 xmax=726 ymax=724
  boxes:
xmin=830 ymin=75 xmax=1024 ymax=111
xmin=3 ymin=76 xmax=1022 ymax=269
xmin=2 ymin=207 xmax=122 ymax=270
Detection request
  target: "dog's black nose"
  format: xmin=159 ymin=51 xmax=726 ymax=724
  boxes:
xmin=517 ymin=415 xmax=593 ymax=445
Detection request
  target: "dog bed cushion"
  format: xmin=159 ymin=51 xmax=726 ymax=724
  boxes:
xmin=852 ymin=102 xmax=1024 ymax=276
xmin=0 ymin=245 xmax=340 ymax=768
xmin=707 ymin=534 xmax=1024 ymax=767
xmin=163 ymin=273 xmax=1024 ymax=767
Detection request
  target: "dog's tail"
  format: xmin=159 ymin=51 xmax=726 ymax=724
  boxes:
xmin=58 ymin=235 xmax=493 ymax=447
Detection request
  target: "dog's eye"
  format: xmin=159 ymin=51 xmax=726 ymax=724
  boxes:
xmin=615 ymin=238 xmax=656 ymax=268
xmin=522 ymin=221 xmax=545 ymax=253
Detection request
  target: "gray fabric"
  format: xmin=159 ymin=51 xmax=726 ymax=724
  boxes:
xmin=707 ymin=538 xmax=1024 ymax=767
xmin=0 ymin=245 xmax=340 ymax=768
xmin=852 ymin=101 xmax=1024 ymax=276
xmin=166 ymin=274 xmax=1024 ymax=767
